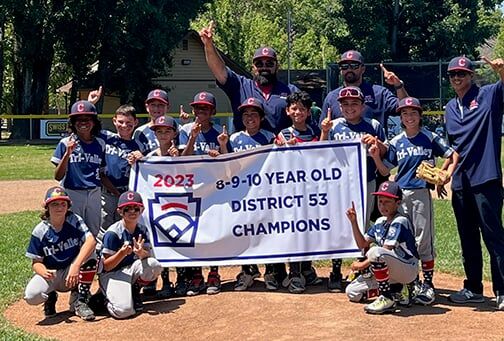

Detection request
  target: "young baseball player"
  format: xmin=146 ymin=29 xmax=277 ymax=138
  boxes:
xmin=345 ymin=181 xmax=419 ymax=314
xmin=274 ymin=91 xmax=322 ymax=294
xmin=51 ymin=100 xmax=107 ymax=238
xmin=24 ymin=186 xmax=97 ymax=321
xmin=217 ymin=97 xmax=275 ymax=291
xmin=179 ymin=91 xmax=224 ymax=295
xmin=99 ymin=191 xmax=163 ymax=319
xmin=372 ymin=97 xmax=459 ymax=305
xmin=320 ymin=86 xmax=387 ymax=293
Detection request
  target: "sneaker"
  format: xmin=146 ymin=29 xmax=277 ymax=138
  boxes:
xmin=411 ymin=279 xmax=422 ymax=299
xmin=448 ymin=288 xmax=484 ymax=304
xmin=174 ymin=279 xmax=189 ymax=296
xmin=44 ymin=291 xmax=57 ymax=318
xmin=157 ymin=281 xmax=174 ymax=299
xmin=392 ymin=284 xmax=411 ymax=307
xmin=364 ymin=295 xmax=396 ymax=314
xmin=415 ymin=283 xmax=435 ymax=306
xmin=234 ymin=272 xmax=255 ymax=291
xmin=302 ymin=267 xmax=323 ymax=286
xmin=87 ymin=290 xmax=107 ymax=314
xmin=327 ymin=272 xmax=344 ymax=293
xmin=186 ymin=274 xmax=205 ymax=296
xmin=73 ymin=300 xmax=96 ymax=321
xmin=496 ymin=295 xmax=504 ymax=311
xmin=264 ymin=273 xmax=279 ymax=290
xmin=284 ymin=274 xmax=306 ymax=294
xmin=132 ymin=286 xmax=143 ymax=313
xmin=206 ymin=272 xmax=221 ymax=295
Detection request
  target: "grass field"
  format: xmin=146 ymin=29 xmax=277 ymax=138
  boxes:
xmin=0 ymin=145 xmax=55 ymax=180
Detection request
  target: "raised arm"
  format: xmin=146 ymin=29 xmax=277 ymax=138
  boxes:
xmin=199 ymin=21 xmax=227 ymax=85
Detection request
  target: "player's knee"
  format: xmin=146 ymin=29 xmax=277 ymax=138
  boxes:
xmin=345 ymin=283 xmax=364 ymax=303
xmin=141 ymin=258 xmax=163 ymax=281
xmin=24 ymin=290 xmax=47 ymax=306
xmin=107 ymin=301 xmax=135 ymax=319
xmin=366 ymin=246 xmax=386 ymax=263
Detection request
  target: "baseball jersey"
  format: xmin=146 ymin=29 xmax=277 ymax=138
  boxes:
xmin=229 ymin=129 xmax=275 ymax=152
xmin=445 ymin=82 xmax=504 ymax=190
xmin=277 ymin=126 xmax=319 ymax=143
xmin=101 ymin=220 xmax=151 ymax=273
xmin=133 ymin=123 xmax=159 ymax=154
xmin=321 ymin=82 xmax=398 ymax=129
xmin=327 ymin=117 xmax=386 ymax=182
xmin=100 ymin=130 xmax=141 ymax=188
xmin=218 ymin=67 xmax=299 ymax=133
xmin=366 ymin=214 xmax=419 ymax=261
xmin=26 ymin=213 xmax=92 ymax=270
xmin=385 ymin=128 xmax=454 ymax=189
xmin=178 ymin=122 xmax=222 ymax=155
xmin=51 ymin=135 xmax=106 ymax=190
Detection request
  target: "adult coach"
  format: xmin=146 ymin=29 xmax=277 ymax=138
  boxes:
xmin=199 ymin=21 xmax=298 ymax=134
xmin=444 ymin=56 xmax=504 ymax=310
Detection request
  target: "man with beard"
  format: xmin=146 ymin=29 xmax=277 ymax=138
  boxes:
xmin=200 ymin=21 xmax=298 ymax=134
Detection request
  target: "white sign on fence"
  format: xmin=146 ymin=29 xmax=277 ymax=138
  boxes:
xmin=130 ymin=139 xmax=367 ymax=267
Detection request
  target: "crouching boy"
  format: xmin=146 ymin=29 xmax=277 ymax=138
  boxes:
xmin=345 ymin=181 xmax=419 ymax=314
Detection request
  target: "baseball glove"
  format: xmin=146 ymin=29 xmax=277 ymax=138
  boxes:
xmin=415 ymin=161 xmax=447 ymax=186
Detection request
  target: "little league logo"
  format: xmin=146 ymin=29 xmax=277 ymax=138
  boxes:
xmin=148 ymin=193 xmax=201 ymax=247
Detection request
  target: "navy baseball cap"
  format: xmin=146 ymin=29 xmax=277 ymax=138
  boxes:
xmin=150 ymin=115 xmax=177 ymax=131
xmin=44 ymin=186 xmax=71 ymax=205
xmin=238 ymin=97 xmax=265 ymax=116
xmin=117 ymin=191 xmax=144 ymax=209
xmin=396 ymin=97 xmax=423 ymax=113
xmin=253 ymin=47 xmax=278 ymax=61
xmin=339 ymin=50 xmax=364 ymax=64
xmin=69 ymin=100 xmax=97 ymax=116
xmin=146 ymin=89 xmax=169 ymax=105
xmin=190 ymin=91 xmax=216 ymax=108
xmin=337 ymin=86 xmax=364 ymax=102
xmin=447 ymin=56 xmax=475 ymax=73
xmin=372 ymin=181 xmax=402 ymax=200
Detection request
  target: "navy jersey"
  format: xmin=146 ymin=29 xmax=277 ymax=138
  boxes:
xmin=101 ymin=220 xmax=151 ymax=273
xmin=179 ymin=122 xmax=222 ymax=155
xmin=26 ymin=213 xmax=91 ymax=270
xmin=386 ymin=128 xmax=454 ymax=189
xmin=51 ymin=135 xmax=106 ymax=190
xmin=445 ymin=82 xmax=504 ymax=190
xmin=133 ymin=123 xmax=159 ymax=154
xmin=366 ymin=214 xmax=419 ymax=261
xmin=101 ymin=130 xmax=141 ymax=188
xmin=327 ymin=117 xmax=386 ymax=182
xmin=218 ymin=67 xmax=299 ymax=133
xmin=321 ymin=82 xmax=398 ymax=130
xmin=229 ymin=129 xmax=275 ymax=152
xmin=277 ymin=126 xmax=319 ymax=143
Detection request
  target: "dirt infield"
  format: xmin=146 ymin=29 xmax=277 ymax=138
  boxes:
xmin=2 ymin=180 xmax=501 ymax=341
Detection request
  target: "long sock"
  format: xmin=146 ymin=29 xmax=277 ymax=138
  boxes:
xmin=422 ymin=260 xmax=435 ymax=287
xmin=371 ymin=261 xmax=391 ymax=298
xmin=210 ymin=266 xmax=218 ymax=273
xmin=78 ymin=259 xmax=97 ymax=302
xmin=332 ymin=259 xmax=342 ymax=278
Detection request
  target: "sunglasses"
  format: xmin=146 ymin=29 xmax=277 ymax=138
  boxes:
xmin=338 ymin=88 xmax=363 ymax=99
xmin=447 ymin=71 xmax=470 ymax=78
xmin=339 ymin=63 xmax=361 ymax=70
xmin=123 ymin=206 xmax=141 ymax=213
xmin=254 ymin=60 xmax=276 ymax=68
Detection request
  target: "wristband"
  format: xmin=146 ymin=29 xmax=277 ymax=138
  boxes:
xmin=394 ymin=80 xmax=404 ymax=90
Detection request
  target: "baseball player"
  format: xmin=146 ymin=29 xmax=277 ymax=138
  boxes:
xmin=217 ymin=97 xmax=274 ymax=291
xmin=443 ymin=56 xmax=504 ymax=310
xmin=24 ymin=186 xmax=97 ymax=321
xmin=199 ymin=21 xmax=298 ymax=134
xmin=51 ymin=100 xmax=107 ymax=237
xmin=345 ymin=181 xmax=419 ymax=314
xmin=320 ymin=86 xmax=387 ymax=292
xmin=99 ymin=191 xmax=163 ymax=319
xmin=372 ymin=97 xmax=459 ymax=305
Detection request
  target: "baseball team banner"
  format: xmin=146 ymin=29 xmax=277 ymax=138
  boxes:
xmin=130 ymin=139 xmax=367 ymax=267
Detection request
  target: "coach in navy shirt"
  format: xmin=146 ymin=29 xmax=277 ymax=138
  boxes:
xmin=199 ymin=21 xmax=298 ymax=134
xmin=444 ymin=56 xmax=504 ymax=310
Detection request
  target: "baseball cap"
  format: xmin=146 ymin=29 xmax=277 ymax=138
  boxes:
xmin=339 ymin=50 xmax=364 ymax=64
xmin=253 ymin=47 xmax=278 ymax=61
xmin=238 ymin=97 xmax=265 ymax=116
xmin=372 ymin=181 xmax=403 ymax=200
xmin=337 ymin=86 xmax=364 ymax=102
xmin=396 ymin=97 xmax=423 ymax=113
xmin=44 ymin=186 xmax=71 ymax=206
xmin=149 ymin=115 xmax=177 ymax=131
xmin=447 ymin=56 xmax=475 ymax=73
xmin=146 ymin=89 xmax=169 ymax=105
xmin=117 ymin=191 xmax=144 ymax=209
xmin=69 ymin=100 xmax=97 ymax=116
xmin=190 ymin=91 xmax=216 ymax=108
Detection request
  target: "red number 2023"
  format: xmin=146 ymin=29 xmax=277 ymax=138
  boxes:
xmin=153 ymin=174 xmax=194 ymax=187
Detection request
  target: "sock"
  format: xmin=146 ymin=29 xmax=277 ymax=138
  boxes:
xmin=289 ymin=262 xmax=301 ymax=275
xmin=332 ymin=259 xmax=342 ymax=278
xmin=78 ymin=259 xmax=97 ymax=302
xmin=371 ymin=261 xmax=391 ymax=298
xmin=210 ymin=266 xmax=218 ymax=273
xmin=422 ymin=260 xmax=435 ymax=287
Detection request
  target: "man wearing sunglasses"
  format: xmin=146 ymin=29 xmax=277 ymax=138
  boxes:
xmin=443 ymin=56 xmax=504 ymax=311
xmin=200 ymin=21 xmax=298 ymax=134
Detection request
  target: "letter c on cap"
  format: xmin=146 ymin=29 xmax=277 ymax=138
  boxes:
xmin=405 ymin=98 xmax=413 ymax=105
xmin=77 ymin=103 xmax=85 ymax=112
xmin=154 ymin=90 xmax=161 ymax=97
xmin=262 ymin=48 xmax=269 ymax=56
xmin=458 ymin=58 xmax=466 ymax=67
xmin=248 ymin=98 xmax=255 ymax=105
xmin=199 ymin=92 xmax=206 ymax=100
xmin=127 ymin=192 xmax=135 ymax=200
xmin=380 ymin=182 xmax=389 ymax=191
xmin=347 ymin=51 xmax=353 ymax=59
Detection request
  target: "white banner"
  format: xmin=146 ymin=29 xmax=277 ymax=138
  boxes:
xmin=130 ymin=139 xmax=367 ymax=267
